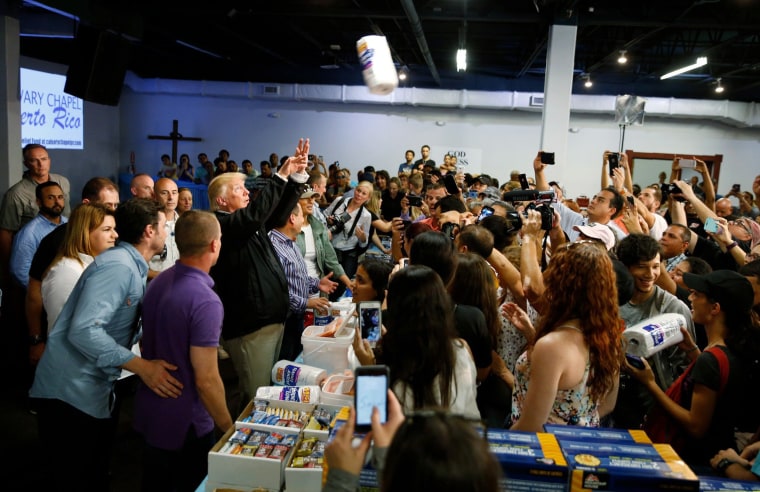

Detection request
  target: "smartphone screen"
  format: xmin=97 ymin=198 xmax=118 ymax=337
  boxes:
xmin=477 ymin=206 xmax=495 ymax=223
xmin=354 ymin=365 xmax=389 ymax=432
xmin=704 ymin=217 xmax=720 ymax=234
xmin=679 ymin=158 xmax=696 ymax=169
xmin=359 ymin=301 xmax=382 ymax=346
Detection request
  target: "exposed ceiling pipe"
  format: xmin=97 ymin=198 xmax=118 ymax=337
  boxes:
xmin=399 ymin=0 xmax=441 ymax=86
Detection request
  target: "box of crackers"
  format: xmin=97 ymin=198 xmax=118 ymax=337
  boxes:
xmin=557 ymin=437 xmax=699 ymax=491
xmin=486 ymin=430 xmax=569 ymax=491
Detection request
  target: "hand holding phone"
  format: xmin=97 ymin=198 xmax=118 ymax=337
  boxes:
xmin=704 ymin=217 xmax=722 ymax=234
xmin=608 ymin=152 xmax=620 ymax=176
xmin=678 ymin=158 xmax=697 ymax=169
xmin=407 ymin=195 xmax=423 ymax=207
xmin=358 ymin=301 xmax=382 ymax=347
xmin=477 ymin=206 xmax=495 ymax=223
xmin=354 ymin=365 xmax=390 ymax=432
xmin=540 ymin=151 xmax=555 ymax=165
xmin=625 ymin=354 xmax=645 ymax=370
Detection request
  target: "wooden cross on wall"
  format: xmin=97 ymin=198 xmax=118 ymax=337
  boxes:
xmin=147 ymin=120 xmax=202 ymax=164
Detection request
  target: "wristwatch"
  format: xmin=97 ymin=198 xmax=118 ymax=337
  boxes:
xmin=716 ymin=458 xmax=738 ymax=473
xmin=28 ymin=334 xmax=46 ymax=346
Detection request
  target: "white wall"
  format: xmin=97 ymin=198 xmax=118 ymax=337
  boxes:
xmin=10 ymin=60 xmax=757 ymax=203
xmin=119 ymin=87 xmax=759 ymax=200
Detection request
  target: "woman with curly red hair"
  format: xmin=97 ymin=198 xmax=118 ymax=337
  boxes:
xmin=508 ymin=241 xmax=623 ymax=430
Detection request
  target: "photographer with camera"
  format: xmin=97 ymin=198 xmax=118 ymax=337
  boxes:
xmin=532 ymin=150 xmax=627 ymax=243
xmin=324 ymin=181 xmax=374 ymax=298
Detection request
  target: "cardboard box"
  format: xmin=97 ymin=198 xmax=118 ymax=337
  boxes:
xmin=207 ymin=400 xmax=304 ymax=492
xmin=699 ymin=476 xmax=760 ymax=491
xmin=543 ymin=424 xmax=652 ymax=444
xmin=236 ymin=399 xmax=314 ymax=435
xmin=558 ymin=438 xmax=699 ymax=491
xmin=487 ymin=430 xmax=569 ymax=491
xmin=207 ymin=426 xmax=295 ymax=492
xmin=284 ymin=433 xmax=328 ymax=492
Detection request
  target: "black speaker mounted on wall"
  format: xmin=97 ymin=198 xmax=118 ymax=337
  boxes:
xmin=64 ymin=24 xmax=130 ymax=106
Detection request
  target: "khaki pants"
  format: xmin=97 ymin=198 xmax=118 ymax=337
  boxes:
xmin=224 ymin=323 xmax=284 ymax=405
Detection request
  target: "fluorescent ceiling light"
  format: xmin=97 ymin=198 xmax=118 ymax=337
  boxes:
xmin=660 ymin=56 xmax=708 ymax=80
xmin=457 ymin=49 xmax=467 ymax=72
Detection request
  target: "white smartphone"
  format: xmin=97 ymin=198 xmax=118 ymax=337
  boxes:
xmin=358 ymin=301 xmax=382 ymax=347
xmin=679 ymin=158 xmax=697 ymax=169
xmin=354 ymin=365 xmax=389 ymax=432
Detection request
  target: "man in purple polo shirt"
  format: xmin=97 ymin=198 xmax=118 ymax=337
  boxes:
xmin=133 ymin=210 xmax=233 ymax=491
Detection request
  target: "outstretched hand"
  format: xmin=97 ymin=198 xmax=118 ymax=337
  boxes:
xmin=278 ymin=138 xmax=310 ymax=177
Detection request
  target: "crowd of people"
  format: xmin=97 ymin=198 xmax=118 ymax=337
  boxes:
xmin=1 ymin=140 xmax=760 ymax=490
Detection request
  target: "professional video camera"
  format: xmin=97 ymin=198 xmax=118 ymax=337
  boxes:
xmin=502 ymin=189 xmax=555 ymax=231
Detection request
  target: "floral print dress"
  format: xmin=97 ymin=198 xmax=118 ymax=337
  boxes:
xmin=509 ymin=331 xmax=599 ymax=427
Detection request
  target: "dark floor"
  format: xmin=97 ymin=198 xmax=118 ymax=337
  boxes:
xmin=0 ymin=349 xmax=241 ymax=492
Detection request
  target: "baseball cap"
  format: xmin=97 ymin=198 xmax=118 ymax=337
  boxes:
xmin=300 ymin=186 xmax=319 ymax=199
xmin=682 ymin=270 xmax=754 ymax=313
xmin=474 ymin=174 xmax=492 ymax=186
xmin=479 ymin=186 xmax=501 ymax=201
xmin=573 ymin=223 xmax=615 ymax=251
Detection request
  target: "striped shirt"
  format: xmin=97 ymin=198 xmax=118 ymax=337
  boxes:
xmin=268 ymin=228 xmax=319 ymax=314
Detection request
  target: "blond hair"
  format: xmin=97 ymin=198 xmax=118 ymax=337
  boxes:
xmin=208 ymin=172 xmax=247 ymax=211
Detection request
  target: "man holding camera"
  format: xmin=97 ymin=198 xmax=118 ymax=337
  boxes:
xmin=532 ymin=150 xmax=627 ymax=242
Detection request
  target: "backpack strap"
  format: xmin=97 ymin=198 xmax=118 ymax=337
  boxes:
xmin=704 ymin=346 xmax=730 ymax=395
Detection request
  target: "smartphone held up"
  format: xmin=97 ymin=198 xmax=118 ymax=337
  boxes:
xmin=354 ymin=365 xmax=390 ymax=432
xmin=358 ymin=301 xmax=382 ymax=347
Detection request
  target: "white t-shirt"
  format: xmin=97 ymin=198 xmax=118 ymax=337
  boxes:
xmin=393 ymin=339 xmax=481 ymax=420
xmin=301 ymin=224 xmax=320 ymax=280
xmin=648 ymin=213 xmax=668 ymax=240
xmin=42 ymin=253 xmax=93 ymax=333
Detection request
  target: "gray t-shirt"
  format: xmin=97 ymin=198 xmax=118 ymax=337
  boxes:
xmin=619 ymin=286 xmax=696 ymax=389
xmin=611 ymin=286 xmax=696 ymax=429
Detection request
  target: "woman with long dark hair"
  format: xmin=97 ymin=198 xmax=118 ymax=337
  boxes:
xmin=510 ymin=241 xmax=623 ymax=430
xmin=382 ymin=265 xmax=479 ymax=418
xmin=449 ymin=252 xmax=513 ymax=427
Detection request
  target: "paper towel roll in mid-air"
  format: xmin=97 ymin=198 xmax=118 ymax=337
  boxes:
xmin=623 ymin=313 xmax=686 ymax=358
xmin=356 ymin=35 xmax=398 ymax=95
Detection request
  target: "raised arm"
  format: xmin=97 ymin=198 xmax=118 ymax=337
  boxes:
xmin=694 ymin=158 xmax=715 ymax=210
xmin=533 ymin=151 xmax=551 ymax=192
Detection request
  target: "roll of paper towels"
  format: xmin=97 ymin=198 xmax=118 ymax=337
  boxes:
xmin=623 ymin=313 xmax=686 ymax=358
xmin=357 ymin=35 xmax=398 ymax=95
xmin=272 ymin=360 xmax=327 ymax=387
